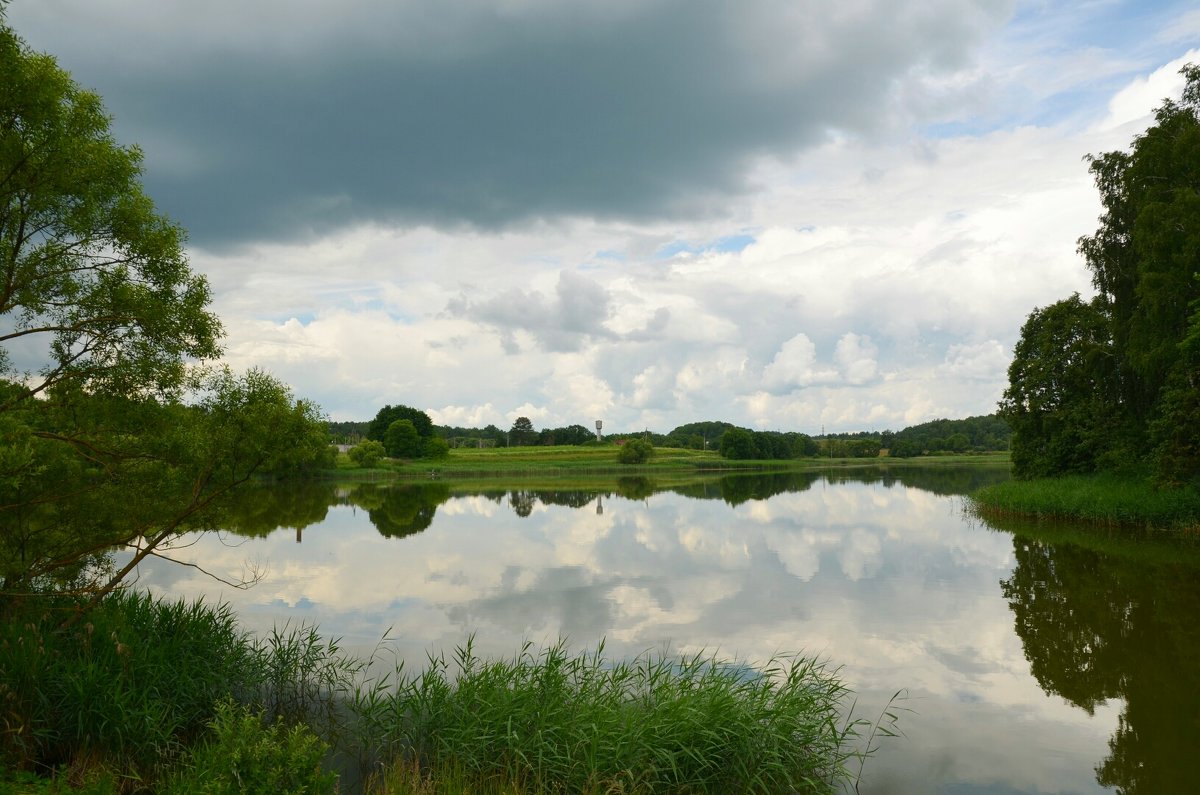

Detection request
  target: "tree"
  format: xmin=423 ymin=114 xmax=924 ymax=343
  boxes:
xmin=509 ymin=416 xmax=537 ymax=446
xmin=1150 ymin=283 xmax=1200 ymax=485
xmin=719 ymin=428 xmax=757 ymax=460
xmin=384 ymin=419 xmax=423 ymax=458
xmin=423 ymin=436 xmax=450 ymax=460
xmin=999 ymin=295 xmax=1119 ymax=478
xmin=0 ymin=18 xmax=220 ymax=405
xmin=1079 ymin=66 xmax=1200 ymax=431
xmin=0 ymin=17 xmax=330 ymax=608
xmin=618 ymin=438 xmax=654 ymax=464
xmin=1 ymin=368 xmax=330 ymax=604
xmin=367 ymin=404 xmax=433 ymax=442
xmin=1002 ymin=65 xmax=1200 ymax=482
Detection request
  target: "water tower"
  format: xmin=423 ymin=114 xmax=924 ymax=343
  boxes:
xmin=594 ymin=419 xmax=603 ymax=442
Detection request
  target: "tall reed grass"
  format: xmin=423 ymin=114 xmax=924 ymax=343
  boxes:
xmin=1 ymin=595 xmax=881 ymax=794
xmin=971 ymin=474 xmax=1200 ymax=529
xmin=0 ymin=592 xmax=365 ymax=790
xmin=364 ymin=639 xmax=868 ymax=794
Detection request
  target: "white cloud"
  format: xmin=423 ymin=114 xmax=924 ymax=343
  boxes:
xmin=1097 ymin=49 xmax=1200 ymax=132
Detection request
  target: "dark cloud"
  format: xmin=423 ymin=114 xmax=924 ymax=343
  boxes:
xmin=10 ymin=1 xmax=1011 ymax=248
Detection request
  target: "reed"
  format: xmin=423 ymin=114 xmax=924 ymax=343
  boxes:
xmin=0 ymin=594 xmax=362 ymax=790
xmin=971 ymin=474 xmax=1200 ymax=529
xmin=0 ymin=591 xmax=259 ymax=783
xmin=366 ymin=638 xmax=863 ymax=794
xmin=2 ymin=597 xmax=877 ymax=794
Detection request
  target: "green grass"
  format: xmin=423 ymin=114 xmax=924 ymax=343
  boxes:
xmin=332 ymin=444 xmax=1010 ymax=482
xmin=364 ymin=639 xmax=870 ymax=795
xmin=1 ymin=596 xmax=882 ymax=794
xmin=970 ymin=473 xmax=1200 ymax=530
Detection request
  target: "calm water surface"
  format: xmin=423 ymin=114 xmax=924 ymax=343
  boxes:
xmin=122 ymin=466 xmax=1200 ymax=793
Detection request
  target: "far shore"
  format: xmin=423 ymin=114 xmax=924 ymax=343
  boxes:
xmin=322 ymin=444 xmax=1012 ymax=482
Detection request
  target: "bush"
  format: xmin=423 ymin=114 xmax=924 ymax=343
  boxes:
xmin=164 ymin=700 xmax=336 ymax=795
xmin=348 ymin=439 xmax=386 ymax=467
xmin=617 ymin=438 xmax=654 ymax=464
xmin=423 ymin=437 xmax=450 ymax=460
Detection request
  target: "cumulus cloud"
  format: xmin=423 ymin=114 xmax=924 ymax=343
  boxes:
xmin=762 ymin=334 xmax=835 ymax=391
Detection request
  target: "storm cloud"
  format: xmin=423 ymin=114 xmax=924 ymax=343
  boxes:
xmin=14 ymin=0 xmax=1011 ymax=248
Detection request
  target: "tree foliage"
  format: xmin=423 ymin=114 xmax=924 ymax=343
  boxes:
xmin=0 ymin=21 xmax=221 ymax=403
xmin=1 ymin=368 xmax=330 ymax=603
xmin=1002 ymin=64 xmax=1200 ymax=484
xmin=367 ymin=404 xmax=433 ymax=443
xmin=509 ymin=415 xmax=537 ymax=446
xmin=0 ymin=16 xmax=330 ymax=606
xmin=384 ymin=418 xmax=423 ymax=458
xmin=348 ymin=439 xmax=386 ymax=468
xmin=999 ymin=295 xmax=1119 ymax=478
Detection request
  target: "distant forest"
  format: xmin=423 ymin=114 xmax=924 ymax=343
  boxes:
xmin=328 ymin=413 xmax=1010 ymax=460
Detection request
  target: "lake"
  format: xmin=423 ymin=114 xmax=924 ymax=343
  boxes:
xmin=120 ymin=465 xmax=1199 ymax=793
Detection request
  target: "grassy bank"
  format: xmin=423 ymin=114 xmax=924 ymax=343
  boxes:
xmin=1 ymin=593 xmax=877 ymax=794
xmin=970 ymin=473 xmax=1200 ymax=530
xmin=331 ymin=444 xmax=1009 ymax=481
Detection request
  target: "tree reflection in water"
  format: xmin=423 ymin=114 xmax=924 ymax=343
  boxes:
xmin=997 ymin=522 xmax=1200 ymax=793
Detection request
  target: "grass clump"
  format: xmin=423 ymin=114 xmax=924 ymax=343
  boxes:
xmin=971 ymin=473 xmax=1200 ymax=529
xmin=367 ymin=639 xmax=864 ymax=794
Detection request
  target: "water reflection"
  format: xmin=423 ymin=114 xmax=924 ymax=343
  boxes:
xmin=991 ymin=516 xmax=1200 ymax=794
xmin=210 ymin=467 xmax=1003 ymax=541
xmin=123 ymin=464 xmax=1160 ymax=794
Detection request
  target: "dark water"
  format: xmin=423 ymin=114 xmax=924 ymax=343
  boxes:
xmin=123 ymin=465 xmax=1200 ymax=793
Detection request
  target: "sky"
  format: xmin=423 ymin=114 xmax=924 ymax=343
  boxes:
xmin=8 ymin=0 xmax=1200 ymax=432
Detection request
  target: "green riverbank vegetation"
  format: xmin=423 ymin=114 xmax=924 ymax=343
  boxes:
xmin=972 ymin=474 xmax=1200 ymax=530
xmin=975 ymin=64 xmax=1200 ymax=529
xmin=330 ymin=441 xmax=1010 ymax=482
xmin=0 ymin=593 xmax=883 ymax=794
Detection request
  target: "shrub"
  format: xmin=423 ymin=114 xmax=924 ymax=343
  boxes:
xmin=348 ymin=439 xmax=387 ymax=467
xmin=617 ymin=438 xmax=654 ymax=465
xmin=423 ymin=437 xmax=451 ymax=460
xmin=164 ymin=700 xmax=336 ymax=795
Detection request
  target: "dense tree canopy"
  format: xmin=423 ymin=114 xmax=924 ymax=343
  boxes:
xmin=1002 ymin=65 xmax=1200 ymax=484
xmin=999 ymin=295 xmax=1119 ymax=477
xmin=384 ymin=418 xmax=424 ymax=458
xmin=367 ymin=404 xmax=433 ymax=443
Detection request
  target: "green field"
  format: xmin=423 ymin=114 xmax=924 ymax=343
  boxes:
xmin=332 ymin=445 xmax=1010 ymax=482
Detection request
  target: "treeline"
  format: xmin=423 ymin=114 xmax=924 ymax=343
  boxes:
xmin=999 ymin=66 xmax=1200 ymax=486
xmin=716 ymin=414 xmax=1009 ymax=461
xmin=331 ymin=407 xmax=1008 ymax=462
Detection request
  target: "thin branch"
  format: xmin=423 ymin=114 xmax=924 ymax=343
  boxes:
xmin=144 ymin=547 xmax=267 ymax=590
